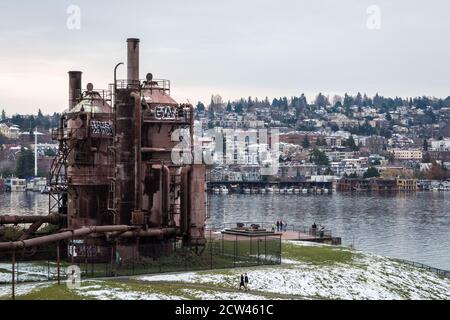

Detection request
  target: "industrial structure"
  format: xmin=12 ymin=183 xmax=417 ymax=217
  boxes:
xmin=0 ymin=38 xmax=207 ymax=261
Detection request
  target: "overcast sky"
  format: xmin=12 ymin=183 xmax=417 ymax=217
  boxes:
xmin=0 ymin=0 xmax=449 ymax=115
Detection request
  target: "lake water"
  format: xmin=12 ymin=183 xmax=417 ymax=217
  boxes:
xmin=1 ymin=191 xmax=449 ymax=270
xmin=207 ymin=192 xmax=450 ymax=270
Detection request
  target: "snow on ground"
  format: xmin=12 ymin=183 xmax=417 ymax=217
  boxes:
xmin=0 ymin=262 xmax=57 ymax=283
xmin=138 ymin=242 xmax=450 ymax=300
xmin=73 ymin=283 xmax=186 ymax=300
xmin=181 ymin=288 xmax=271 ymax=300
xmin=1 ymin=242 xmax=449 ymax=300
xmin=0 ymin=282 xmax=52 ymax=298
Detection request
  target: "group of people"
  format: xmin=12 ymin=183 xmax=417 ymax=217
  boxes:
xmin=272 ymin=220 xmax=287 ymax=232
xmin=311 ymin=222 xmax=325 ymax=237
xmin=239 ymin=273 xmax=250 ymax=290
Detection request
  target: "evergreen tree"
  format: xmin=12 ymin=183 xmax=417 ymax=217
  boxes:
xmin=363 ymin=167 xmax=380 ymax=178
xmin=196 ymin=101 xmax=206 ymax=112
xmin=226 ymin=101 xmax=232 ymax=112
xmin=15 ymin=147 xmax=35 ymax=178
xmin=1 ymin=109 xmax=5 ymax=121
xmin=423 ymin=139 xmax=429 ymax=151
xmin=302 ymin=136 xmax=310 ymax=149
xmin=310 ymin=148 xmax=330 ymax=166
xmin=346 ymin=136 xmax=359 ymax=151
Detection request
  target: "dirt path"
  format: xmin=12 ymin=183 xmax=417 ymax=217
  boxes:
xmin=119 ymin=278 xmax=316 ymax=300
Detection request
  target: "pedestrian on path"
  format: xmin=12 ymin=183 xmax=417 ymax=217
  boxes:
xmin=239 ymin=274 xmax=245 ymax=290
xmin=244 ymin=273 xmax=249 ymax=290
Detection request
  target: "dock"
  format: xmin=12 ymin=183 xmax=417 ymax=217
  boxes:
xmin=206 ymin=222 xmax=341 ymax=245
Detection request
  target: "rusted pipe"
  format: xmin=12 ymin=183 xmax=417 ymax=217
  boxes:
xmin=163 ymin=165 xmax=171 ymax=226
xmin=131 ymin=91 xmax=142 ymax=212
xmin=68 ymin=71 xmax=82 ymax=110
xmin=0 ymin=214 xmax=63 ymax=225
xmin=0 ymin=225 xmax=134 ymax=250
xmin=127 ymin=38 xmax=140 ymax=84
xmin=108 ymin=227 xmax=178 ymax=238
xmin=181 ymin=166 xmax=191 ymax=237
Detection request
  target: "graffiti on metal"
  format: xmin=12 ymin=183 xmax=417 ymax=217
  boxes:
xmin=155 ymin=105 xmax=178 ymax=120
xmin=90 ymin=120 xmax=113 ymax=136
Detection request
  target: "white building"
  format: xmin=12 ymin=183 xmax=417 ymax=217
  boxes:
xmin=391 ymin=149 xmax=423 ymax=161
xmin=0 ymin=123 xmax=20 ymax=139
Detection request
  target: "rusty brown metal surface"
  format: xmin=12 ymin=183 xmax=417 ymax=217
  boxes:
xmin=0 ymin=214 xmax=63 ymax=225
xmin=0 ymin=37 xmax=208 ymax=255
xmin=68 ymin=71 xmax=82 ymax=110
xmin=0 ymin=225 xmax=134 ymax=250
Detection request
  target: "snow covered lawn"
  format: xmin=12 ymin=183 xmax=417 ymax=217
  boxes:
xmin=2 ymin=241 xmax=449 ymax=300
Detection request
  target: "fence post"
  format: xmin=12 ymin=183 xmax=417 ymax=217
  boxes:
xmin=279 ymin=234 xmax=282 ymax=264
xmin=257 ymin=238 xmax=260 ymax=265
xmin=264 ymin=235 xmax=267 ymax=262
xmin=11 ymin=248 xmax=15 ymax=300
xmin=234 ymin=235 xmax=237 ymax=268
xmin=84 ymin=237 xmax=88 ymax=278
xmin=250 ymin=236 xmax=253 ymax=260
xmin=210 ymin=230 xmax=213 ymax=270
xmin=110 ymin=244 xmax=114 ymax=277
xmin=56 ymin=241 xmax=61 ymax=285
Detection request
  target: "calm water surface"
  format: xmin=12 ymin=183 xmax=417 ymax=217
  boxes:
xmin=207 ymin=192 xmax=450 ymax=270
xmin=0 ymin=191 xmax=449 ymax=270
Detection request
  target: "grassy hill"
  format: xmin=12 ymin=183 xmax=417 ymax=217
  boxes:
xmin=1 ymin=241 xmax=449 ymax=300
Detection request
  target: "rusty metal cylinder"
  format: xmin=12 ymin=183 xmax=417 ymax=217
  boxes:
xmin=127 ymin=38 xmax=140 ymax=83
xmin=68 ymin=71 xmax=82 ymax=110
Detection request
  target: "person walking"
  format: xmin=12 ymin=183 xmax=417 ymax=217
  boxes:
xmin=244 ymin=273 xmax=249 ymax=290
xmin=283 ymin=221 xmax=287 ymax=232
xmin=279 ymin=220 xmax=283 ymax=232
xmin=276 ymin=220 xmax=280 ymax=232
xmin=239 ymin=274 xmax=245 ymax=290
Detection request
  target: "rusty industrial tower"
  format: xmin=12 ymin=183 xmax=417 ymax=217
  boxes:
xmin=0 ymin=38 xmax=207 ymax=259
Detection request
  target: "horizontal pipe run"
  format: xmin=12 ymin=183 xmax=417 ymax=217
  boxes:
xmin=109 ymin=228 xmax=178 ymax=238
xmin=0 ymin=214 xmax=64 ymax=225
xmin=0 ymin=225 xmax=134 ymax=250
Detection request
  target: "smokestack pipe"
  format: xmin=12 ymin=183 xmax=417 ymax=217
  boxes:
xmin=68 ymin=71 xmax=82 ymax=110
xmin=127 ymin=38 xmax=140 ymax=84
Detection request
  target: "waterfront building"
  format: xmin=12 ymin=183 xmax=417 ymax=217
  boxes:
xmin=396 ymin=179 xmax=418 ymax=191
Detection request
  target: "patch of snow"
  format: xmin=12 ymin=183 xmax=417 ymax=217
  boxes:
xmin=74 ymin=282 xmax=186 ymax=300
xmin=181 ymin=288 xmax=270 ymax=300
xmin=138 ymin=247 xmax=450 ymax=300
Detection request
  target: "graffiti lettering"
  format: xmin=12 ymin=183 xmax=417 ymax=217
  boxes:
xmin=90 ymin=121 xmax=113 ymax=136
xmin=155 ymin=106 xmax=177 ymax=120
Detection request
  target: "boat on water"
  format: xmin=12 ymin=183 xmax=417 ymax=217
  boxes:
xmin=4 ymin=178 xmax=27 ymax=192
xmin=33 ymin=177 xmax=47 ymax=192
xmin=40 ymin=185 xmax=50 ymax=194
xmin=219 ymin=186 xmax=229 ymax=194
xmin=243 ymin=188 xmax=251 ymax=194
xmin=294 ymin=188 xmax=300 ymax=194
xmin=302 ymin=188 xmax=308 ymax=194
xmin=286 ymin=188 xmax=294 ymax=194
xmin=266 ymin=187 xmax=274 ymax=194
xmin=213 ymin=187 xmax=220 ymax=194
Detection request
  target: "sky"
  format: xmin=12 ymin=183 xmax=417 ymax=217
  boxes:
xmin=0 ymin=0 xmax=449 ymax=115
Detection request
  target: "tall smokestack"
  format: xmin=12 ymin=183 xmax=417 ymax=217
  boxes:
xmin=68 ymin=71 xmax=82 ymax=110
xmin=127 ymin=38 xmax=140 ymax=83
